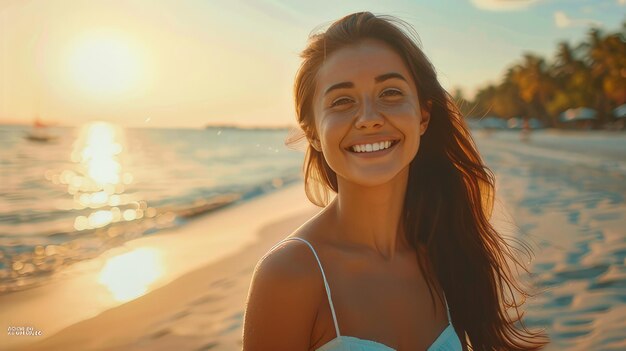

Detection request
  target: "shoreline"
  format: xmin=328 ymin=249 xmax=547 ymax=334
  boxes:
xmin=3 ymin=181 xmax=322 ymax=351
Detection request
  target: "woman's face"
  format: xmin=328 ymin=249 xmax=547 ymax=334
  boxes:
xmin=311 ymin=39 xmax=430 ymax=187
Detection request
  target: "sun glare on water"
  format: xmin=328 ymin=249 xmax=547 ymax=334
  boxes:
xmin=67 ymin=32 xmax=142 ymax=97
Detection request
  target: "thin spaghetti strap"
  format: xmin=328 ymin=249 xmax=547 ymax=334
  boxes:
xmin=442 ymin=291 xmax=452 ymax=324
xmin=270 ymin=237 xmax=341 ymax=338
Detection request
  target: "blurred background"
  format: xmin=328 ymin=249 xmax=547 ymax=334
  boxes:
xmin=1 ymin=1 xmax=625 ymax=350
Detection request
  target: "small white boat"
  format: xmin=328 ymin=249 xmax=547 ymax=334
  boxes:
xmin=24 ymin=118 xmax=57 ymax=143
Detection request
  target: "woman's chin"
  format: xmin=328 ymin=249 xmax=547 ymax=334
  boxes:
xmin=340 ymin=169 xmax=406 ymax=188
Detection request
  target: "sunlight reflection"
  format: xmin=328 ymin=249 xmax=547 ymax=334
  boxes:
xmin=88 ymin=210 xmax=114 ymax=228
xmin=65 ymin=122 xmax=138 ymax=231
xmin=98 ymin=248 xmax=163 ymax=302
xmin=81 ymin=122 xmax=122 ymax=186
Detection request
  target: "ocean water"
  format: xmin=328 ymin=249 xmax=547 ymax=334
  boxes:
xmin=0 ymin=123 xmax=303 ymax=293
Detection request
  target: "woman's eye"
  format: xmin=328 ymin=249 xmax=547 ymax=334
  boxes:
xmin=380 ymin=89 xmax=403 ymax=97
xmin=330 ymin=97 xmax=353 ymax=107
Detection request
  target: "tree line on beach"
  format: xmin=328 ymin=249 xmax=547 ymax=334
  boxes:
xmin=457 ymin=22 xmax=626 ymax=129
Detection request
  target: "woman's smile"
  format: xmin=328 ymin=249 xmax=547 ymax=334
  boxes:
xmin=345 ymin=139 xmax=401 ymax=159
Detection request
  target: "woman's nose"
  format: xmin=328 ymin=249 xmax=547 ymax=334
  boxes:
xmin=354 ymin=97 xmax=384 ymax=129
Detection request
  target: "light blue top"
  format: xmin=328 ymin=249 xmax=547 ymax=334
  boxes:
xmin=273 ymin=237 xmax=463 ymax=351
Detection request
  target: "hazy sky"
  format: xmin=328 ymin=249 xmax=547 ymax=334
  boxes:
xmin=1 ymin=0 xmax=624 ymax=128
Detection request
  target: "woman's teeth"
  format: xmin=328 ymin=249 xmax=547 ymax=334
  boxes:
xmin=350 ymin=141 xmax=395 ymax=153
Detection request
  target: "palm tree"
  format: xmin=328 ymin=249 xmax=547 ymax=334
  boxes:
xmin=593 ymin=30 xmax=626 ymax=105
xmin=547 ymin=42 xmax=594 ymax=119
xmin=470 ymin=21 xmax=625 ymax=129
xmin=510 ymin=54 xmax=556 ymax=126
xmin=553 ymin=42 xmax=576 ymax=77
xmin=581 ymin=26 xmax=626 ymax=125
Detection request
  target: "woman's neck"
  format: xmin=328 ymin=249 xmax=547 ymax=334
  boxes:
xmin=329 ymin=166 xmax=411 ymax=260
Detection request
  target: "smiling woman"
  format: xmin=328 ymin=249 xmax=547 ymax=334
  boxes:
xmin=243 ymin=11 xmax=549 ymax=351
xmin=66 ymin=32 xmax=143 ymax=98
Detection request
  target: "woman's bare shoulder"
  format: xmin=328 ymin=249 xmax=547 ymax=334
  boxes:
xmin=242 ymin=234 xmax=324 ymax=350
xmin=255 ymin=235 xmax=323 ymax=284
xmin=252 ymin=212 xmax=329 ymax=292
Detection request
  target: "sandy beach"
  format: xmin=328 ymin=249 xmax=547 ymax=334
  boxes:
xmin=2 ymin=181 xmax=322 ymax=351
xmin=477 ymin=131 xmax=626 ymax=351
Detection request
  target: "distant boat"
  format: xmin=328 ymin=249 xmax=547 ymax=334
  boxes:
xmin=24 ymin=133 xmax=57 ymax=142
xmin=24 ymin=118 xmax=57 ymax=143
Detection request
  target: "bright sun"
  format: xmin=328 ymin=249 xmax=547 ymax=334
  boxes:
xmin=67 ymin=33 xmax=142 ymax=97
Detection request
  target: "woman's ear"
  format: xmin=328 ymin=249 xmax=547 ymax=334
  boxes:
xmin=310 ymin=138 xmax=322 ymax=152
xmin=420 ymin=100 xmax=432 ymax=136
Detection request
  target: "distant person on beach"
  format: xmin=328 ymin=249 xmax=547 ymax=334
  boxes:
xmin=243 ymin=12 xmax=548 ymax=350
xmin=520 ymin=117 xmax=531 ymax=143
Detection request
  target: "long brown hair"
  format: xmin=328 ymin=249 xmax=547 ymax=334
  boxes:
xmin=286 ymin=12 xmax=549 ymax=350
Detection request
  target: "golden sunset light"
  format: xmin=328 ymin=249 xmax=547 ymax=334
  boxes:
xmin=0 ymin=2 xmax=625 ymax=351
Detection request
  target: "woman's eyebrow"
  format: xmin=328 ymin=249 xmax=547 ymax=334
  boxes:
xmin=375 ymin=72 xmax=407 ymax=83
xmin=323 ymin=72 xmax=407 ymax=97
xmin=324 ymin=82 xmax=353 ymax=96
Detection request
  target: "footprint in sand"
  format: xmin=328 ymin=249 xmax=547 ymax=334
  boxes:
xmin=555 ymin=329 xmax=592 ymax=339
xmin=195 ymin=341 xmax=218 ymax=350
xmin=218 ymin=311 xmax=244 ymax=334
xmin=561 ymin=318 xmax=593 ymax=327
xmin=199 ymin=305 xmax=225 ymax=315
xmin=221 ymin=320 xmax=241 ymax=333
xmin=544 ymin=295 xmax=574 ymax=309
xmin=208 ymin=277 xmax=228 ymax=287
xmin=554 ymin=264 xmax=609 ymax=281
xmin=209 ymin=277 xmax=237 ymax=289
xmin=239 ymin=267 xmax=254 ymax=275
xmin=146 ymin=308 xmax=193 ymax=337
xmin=149 ymin=328 xmax=171 ymax=339
xmin=186 ymin=292 xmax=230 ymax=316
xmin=228 ymin=311 xmax=244 ymax=322
xmin=170 ymin=309 xmax=191 ymax=321
xmin=191 ymin=294 xmax=223 ymax=305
